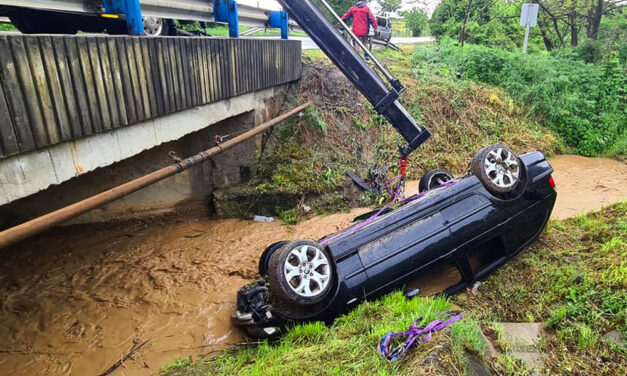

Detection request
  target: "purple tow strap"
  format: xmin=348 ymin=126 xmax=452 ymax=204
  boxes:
xmin=377 ymin=312 xmax=463 ymax=362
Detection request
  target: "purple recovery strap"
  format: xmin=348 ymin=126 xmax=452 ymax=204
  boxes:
xmin=377 ymin=311 xmax=463 ymax=361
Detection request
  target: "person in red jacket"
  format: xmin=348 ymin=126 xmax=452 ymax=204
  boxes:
xmin=341 ymin=0 xmax=378 ymax=53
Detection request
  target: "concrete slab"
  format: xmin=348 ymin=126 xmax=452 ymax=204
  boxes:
xmin=464 ymin=351 xmax=493 ymax=376
xmin=510 ymin=350 xmax=544 ymax=375
xmin=499 ymin=322 xmax=543 ymax=350
xmin=480 ymin=330 xmax=498 ymax=358
xmin=603 ymin=330 xmax=625 ymax=347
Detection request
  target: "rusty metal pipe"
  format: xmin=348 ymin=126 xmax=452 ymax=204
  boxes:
xmin=0 ymin=102 xmax=311 ymax=250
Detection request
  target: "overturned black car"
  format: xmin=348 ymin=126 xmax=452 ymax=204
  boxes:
xmin=233 ymin=144 xmax=556 ymax=337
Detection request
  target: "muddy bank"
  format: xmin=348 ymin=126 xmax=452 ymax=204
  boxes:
xmin=0 ymin=155 xmax=625 ymax=375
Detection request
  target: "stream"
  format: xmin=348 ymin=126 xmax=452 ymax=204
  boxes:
xmin=0 ymin=155 xmax=625 ymax=375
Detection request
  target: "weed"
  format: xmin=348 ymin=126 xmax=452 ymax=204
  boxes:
xmin=276 ymin=206 xmax=301 ymax=225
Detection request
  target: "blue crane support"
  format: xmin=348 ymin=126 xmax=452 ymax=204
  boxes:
xmin=101 ymin=0 xmax=144 ymax=35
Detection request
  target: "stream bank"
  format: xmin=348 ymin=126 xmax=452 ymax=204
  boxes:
xmin=0 ymin=155 xmax=625 ymax=375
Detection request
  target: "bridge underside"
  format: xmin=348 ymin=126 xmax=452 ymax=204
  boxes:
xmin=0 ymin=35 xmax=301 ymax=213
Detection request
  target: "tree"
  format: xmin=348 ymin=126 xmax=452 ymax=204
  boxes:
xmin=379 ymin=0 xmax=402 ymax=13
xmin=405 ymin=8 xmax=430 ymax=36
xmin=323 ymin=0 xmax=355 ymax=16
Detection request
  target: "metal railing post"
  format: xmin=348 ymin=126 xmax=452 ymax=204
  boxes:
xmin=227 ymin=0 xmax=239 ymax=37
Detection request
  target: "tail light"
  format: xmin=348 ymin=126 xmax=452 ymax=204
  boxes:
xmin=549 ymin=176 xmax=556 ymax=189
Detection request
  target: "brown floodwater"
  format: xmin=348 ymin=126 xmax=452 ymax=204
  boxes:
xmin=0 ymin=155 xmax=624 ymax=375
xmin=548 ymin=155 xmax=627 ymax=219
xmin=0 ymin=209 xmax=371 ymax=376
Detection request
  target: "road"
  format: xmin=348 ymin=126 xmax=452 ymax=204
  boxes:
xmin=284 ymin=35 xmax=435 ymax=50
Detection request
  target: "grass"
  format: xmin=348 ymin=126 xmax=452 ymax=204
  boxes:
xmin=458 ymin=201 xmax=627 ymax=374
xmin=161 ymin=294 xmax=485 ymax=376
xmin=177 ymin=21 xmax=307 ymax=37
xmin=162 ymin=202 xmax=627 ymax=376
xmin=0 ymin=23 xmax=16 ymax=32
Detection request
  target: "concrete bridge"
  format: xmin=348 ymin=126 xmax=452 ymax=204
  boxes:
xmin=0 ymin=35 xmax=301 ymax=226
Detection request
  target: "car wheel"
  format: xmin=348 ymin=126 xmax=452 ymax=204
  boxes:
xmin=267 ymin=240 xmax=334 ymax=306
xmin=418 ymin=169 xmax=454 ymax=192
xmin=258 ymin=241 xmax=288 ymax=277
xmin=471 ymin=144 xmax=521 ymax=194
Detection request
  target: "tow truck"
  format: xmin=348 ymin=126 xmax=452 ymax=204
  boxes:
xmin=232 ymin=0 xmax=557 ymax=337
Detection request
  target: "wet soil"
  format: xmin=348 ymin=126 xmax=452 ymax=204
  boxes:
xmin=0 ymin=155 xmax=624 ymax=375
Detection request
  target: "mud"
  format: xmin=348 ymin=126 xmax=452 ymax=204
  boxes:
xmin=0 ymin=155 xmax=624 ymax=375
xmin=549 ymin=155 xmax=627 ymax=219
xmin=0 ymin=209 xmax=370 ymax=376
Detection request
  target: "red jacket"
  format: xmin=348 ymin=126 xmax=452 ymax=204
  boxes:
xmin=341 ymin=2 xmax=378 ymax=37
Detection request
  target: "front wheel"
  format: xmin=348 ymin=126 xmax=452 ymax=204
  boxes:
xmin=267 ymin=240 xmax=334 ymax=306
xmin=471 ymin=144 xmax=521 ymax=195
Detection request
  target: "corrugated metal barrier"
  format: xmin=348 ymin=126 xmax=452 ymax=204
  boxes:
xmin=0 ymin=35 xmax=302 ymax=159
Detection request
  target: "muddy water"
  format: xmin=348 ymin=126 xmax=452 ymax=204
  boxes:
xmin=0 ymin=155 xmax=624 ymax=375
xmin=0 ymin=209 xmax=370 ymax=376
xmin=549 ymin=155 xmax=627 ymax=219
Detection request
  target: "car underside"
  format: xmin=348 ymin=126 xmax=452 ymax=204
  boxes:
xmin=233 ymin=146 xmax=557 ymax=338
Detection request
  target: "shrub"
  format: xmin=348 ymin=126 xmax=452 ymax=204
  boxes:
xmin=414 ymin=42 xmax=626 ymax=156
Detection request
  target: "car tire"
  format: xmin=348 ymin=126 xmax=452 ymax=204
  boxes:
xmin=258 ymin=241 xmax=288 ymax=277
xmin=471 ymin=144 xmax=521 ymax=194
xmin=267 ymin=240 xmax=334 ymax=306
xmin=418 ymin=169 xmax=454 ymax=192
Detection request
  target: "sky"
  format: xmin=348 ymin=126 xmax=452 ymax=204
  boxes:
xmin=239 ymin=0 xmax=441 ymax=15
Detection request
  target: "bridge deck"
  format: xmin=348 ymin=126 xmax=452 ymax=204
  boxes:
xmin=0 ymin=35 xmax=301 ymax=159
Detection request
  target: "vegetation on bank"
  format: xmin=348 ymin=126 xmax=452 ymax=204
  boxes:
xmin=413 ymin=41 xmax=626 ymax=157
xmin=459 ymin=201 xmax=627 ymax=375
xmin=161 ymin=202 xmax=627 ymax=376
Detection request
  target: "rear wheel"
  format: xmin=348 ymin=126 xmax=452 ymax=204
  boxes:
xmin=258 ymin=241 xmax=288 ymax=277
xmin=418 ymin=169 xmax=454 ymax=192
xmin=267 ymin=240 xmax=334 ymax=306
xmin=471 ymin=144 xmax=521 ymax=194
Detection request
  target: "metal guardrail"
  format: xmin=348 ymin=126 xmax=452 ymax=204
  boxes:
xmin=0 ymin=0 xmax=276 ymax=28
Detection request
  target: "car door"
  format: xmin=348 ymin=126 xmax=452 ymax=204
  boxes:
xmin=358 ymin=207 xmax=452 ymax=296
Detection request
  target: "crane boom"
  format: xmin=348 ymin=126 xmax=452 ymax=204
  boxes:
xmin=277 ymin=0 xmax=431 ymax=156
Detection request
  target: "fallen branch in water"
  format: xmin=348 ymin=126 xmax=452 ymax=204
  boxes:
xmin=97 ymin=339 xmax=151 ymax=376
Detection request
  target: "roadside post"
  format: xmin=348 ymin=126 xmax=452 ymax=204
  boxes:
xmin=520 ymin=3 xmax=539 ymax=54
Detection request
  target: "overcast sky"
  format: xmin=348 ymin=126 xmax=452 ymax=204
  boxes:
xmin=239 ymin=0 xmax=441 ymax=15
